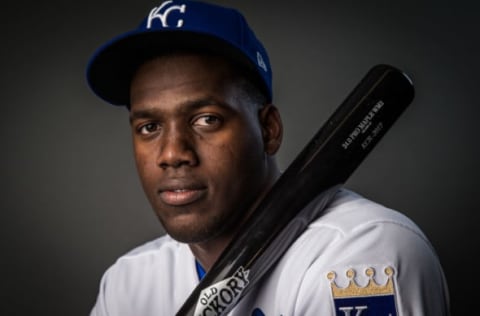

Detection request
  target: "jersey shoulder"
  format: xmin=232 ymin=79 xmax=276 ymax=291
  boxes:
xmin=289 ymin=189 xmax=450 ymax=315
xmin=315 ymin=188 xmax=428 ymax=242
xmin=91 ymin=235 xmax=197 ymax=316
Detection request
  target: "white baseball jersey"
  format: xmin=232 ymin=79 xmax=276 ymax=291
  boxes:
xmin=90 ymin=189 xmax=450 ymax=316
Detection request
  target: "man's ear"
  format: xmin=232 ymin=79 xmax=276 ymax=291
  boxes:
xmin=259 ymin=104 xmax=283 ymax=155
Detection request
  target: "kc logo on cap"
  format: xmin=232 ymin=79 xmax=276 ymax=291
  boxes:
xmin=147 ymin=1 xmax=186 ymax=28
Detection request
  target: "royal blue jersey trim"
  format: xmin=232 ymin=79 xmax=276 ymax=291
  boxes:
xmin=195 ymin=260 xmax=206 ymax=280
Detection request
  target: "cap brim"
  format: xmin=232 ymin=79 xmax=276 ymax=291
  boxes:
xmin=86 ymin=30 xmax=261 ymax=106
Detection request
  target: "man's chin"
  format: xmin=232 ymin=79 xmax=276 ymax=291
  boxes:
xmin=166 ymin=228 xmax=218 ymax=244
xmin=160 ymin=217 xmax=218 ymax=244
xmin=155 ymin=207 xmax=239 ymax=244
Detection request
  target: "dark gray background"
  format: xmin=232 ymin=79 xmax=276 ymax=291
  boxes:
xmin=2 ymin=0 xmax=478 ymax=315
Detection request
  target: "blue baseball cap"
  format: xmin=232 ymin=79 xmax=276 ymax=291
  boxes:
xmin=86 ymin=0 xmax=272 ymax=106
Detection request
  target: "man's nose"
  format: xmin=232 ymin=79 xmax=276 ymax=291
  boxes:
xmin=156 ymin=127 xmax=198 ymax=169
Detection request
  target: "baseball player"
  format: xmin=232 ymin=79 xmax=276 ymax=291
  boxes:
xmin=86 ymin=1 xmax=450 ymax=315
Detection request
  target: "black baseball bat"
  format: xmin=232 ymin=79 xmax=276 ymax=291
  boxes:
xmin=175 ymin=64 xmax=414 ymax=316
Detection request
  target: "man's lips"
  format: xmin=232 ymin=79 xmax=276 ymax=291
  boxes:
xmin=157 ymin=181 xmax=207 ymax=206
xmin=159 ymin=189 xmax=206 ymax=206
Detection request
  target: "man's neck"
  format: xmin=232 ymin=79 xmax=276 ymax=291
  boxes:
xmin=188 ymin=234 xmax=233 ymax=272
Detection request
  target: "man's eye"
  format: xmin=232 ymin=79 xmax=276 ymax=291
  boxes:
xmin=193 ymin=115 xmax=221 ymax=127
xmin=138 ymin=123 xmax=160 ymax=135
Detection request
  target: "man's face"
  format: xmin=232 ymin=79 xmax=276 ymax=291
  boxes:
xmin=129 ymin=54 xmax=278 ymax=243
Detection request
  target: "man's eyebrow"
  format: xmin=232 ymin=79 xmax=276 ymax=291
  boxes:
xmin=129 ymin=98 xmax=230 ymax=124
xmin=129 ymin=108 xmax=159 ymax=124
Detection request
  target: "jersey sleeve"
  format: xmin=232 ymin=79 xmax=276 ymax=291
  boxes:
xmin=293 ymin=198 xmax=450 ymax=315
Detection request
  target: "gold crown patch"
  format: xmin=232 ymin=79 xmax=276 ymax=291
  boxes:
xmin=327 ymin=266 xmax=395 ymax=298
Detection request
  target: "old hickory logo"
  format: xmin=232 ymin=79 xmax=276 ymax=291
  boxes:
xmin=194 ymin=266 xmax=250 ymax=315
